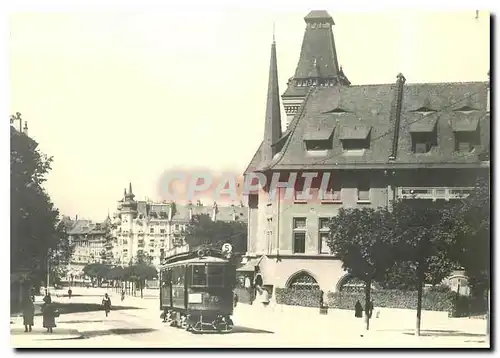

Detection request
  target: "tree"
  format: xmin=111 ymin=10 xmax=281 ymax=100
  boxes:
xmin=453 ymin=175 xmax=490 ymax=299
xmin=10 ymin=123 xmax=74 ymax=292
xmin=128 ymin=251 xmax=157 ymax=298
xmin=184 ymin=214 xmax=247 ymax=256
xmin=327 ymin=207 xmax=397 ymax=331
xmin=390 ymin=199 xmax=461 ymax=336
xmin=83 ymin=263 xmax=111 ymax=286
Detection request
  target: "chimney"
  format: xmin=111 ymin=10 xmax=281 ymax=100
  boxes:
xmin=22 ymin=121 xmax=28 ymax=136
xmin=75 ymin=214 xmax=78 ymax=222
xmin=232 ymin=208 xmax=237 ymax=221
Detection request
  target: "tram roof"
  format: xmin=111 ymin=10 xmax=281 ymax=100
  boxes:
xmin=159 ymin=248 xmax=230 ymax=268
xmin=160 ymin=256 xmax=228 ymax=269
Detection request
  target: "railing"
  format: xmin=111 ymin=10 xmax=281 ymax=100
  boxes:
xmin=396 ymin=187 xmax=473 ymax=201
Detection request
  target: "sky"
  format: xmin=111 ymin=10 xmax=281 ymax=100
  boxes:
xmin=8 ymin=9 xmax=490 ymax=221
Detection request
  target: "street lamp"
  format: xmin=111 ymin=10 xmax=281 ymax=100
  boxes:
xmin=46 ymin=248 xmax=51 ymax=296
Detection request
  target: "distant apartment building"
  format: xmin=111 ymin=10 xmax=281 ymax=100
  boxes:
xmin=66 ymin=217 xmax=112 ymax=283
xmin=111 ymin=183 xmax=248 ymax=266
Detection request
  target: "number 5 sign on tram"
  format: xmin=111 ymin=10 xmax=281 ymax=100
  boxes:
xmin=222 ymin=243 xmax=232 ymax=254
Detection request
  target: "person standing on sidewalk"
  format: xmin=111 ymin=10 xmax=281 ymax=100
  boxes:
xmin=354 ymin=300 xmax=364 ymax=337
xmin=102 ymin=293 xmax=112 ymax=317
xmin=42 ymin=297 xmax=57 ymax=333
xmin=22 ymin=297 xmax=35 ymax=332
xmin=67 ymin=288 xmax=73 ymax=299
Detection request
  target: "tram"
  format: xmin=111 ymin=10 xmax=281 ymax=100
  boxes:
xmin=159 ymin=244 xmax=236 ymax=333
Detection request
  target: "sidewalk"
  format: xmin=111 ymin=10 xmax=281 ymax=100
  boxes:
xmin=11 ymin=315 xmax=83 ymax=348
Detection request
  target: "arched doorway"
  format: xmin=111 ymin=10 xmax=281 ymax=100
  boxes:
xmin=286 ymin=271 xmax=320 ymax=290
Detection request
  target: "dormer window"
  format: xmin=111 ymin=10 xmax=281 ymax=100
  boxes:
xmin=305 ymin=140 xmax=331 ymax=151
xmin=409 ymin=117 xmax=438 ymax=153
xmin=452 ymin=116 xmax=481 ymax=153
xmin=303 ymin=126 xmax=335 ymax=152
xmin=339 ymin=125 xmax=371 ymax=151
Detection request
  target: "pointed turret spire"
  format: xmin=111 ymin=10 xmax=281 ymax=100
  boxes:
xmin=129 ymin=182 xmax=133 ymax=195
xmin=260 ymin=38 xmax=283 ymax=167
xmin=282 ymin=10 xmax=350 ymax=127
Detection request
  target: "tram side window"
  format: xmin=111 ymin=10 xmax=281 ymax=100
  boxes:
xmin=192 ymin=265 xmax=207 ymax=286
xmin=162 ymin=269 xmax=172 ymax=287
xmin=207 ymin=265 xmax=224 ymax=287
xmin=172 ymin=266 xmax=185 ymax=286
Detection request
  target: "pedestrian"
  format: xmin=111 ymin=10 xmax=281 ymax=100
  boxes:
xmin=22 ymin=297 xmax=35 ymax=332
xmin=233 ymin=292 xmax=239 ymax=308
xmin=261 ymin=287 xmax=270 ymax=308
xmin=42 ymin=297 xmax=57 ymax=333
xmin=354 ymin=300 xmax=363 ymax=318
xmin=68 ymin=288 xmax=73 ymax=299
xmin=121 ymin=290 xmax=125 ymax=302
xmin=102 ymin=293 xmax=112 ymax=317
xmin=354 ymin=300 xmax=364 ymax=337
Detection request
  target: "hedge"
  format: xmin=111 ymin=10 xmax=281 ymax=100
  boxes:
xmin=275 ymin=288 xmax=322 ymax=307
xmin=326 ymin=290 xmax=457 ymax=312
xmin=262 ymin=287 xmax=487 ymax=317
xmin=450 ymin=295 xmax=488 ymax=317
xmin=275 ymin=288 xmax=458 ymax=312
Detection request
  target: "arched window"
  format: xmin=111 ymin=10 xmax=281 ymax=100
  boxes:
xmin=338 ymin=275 xmax=366 ymax=292
xmin=287 ymin=271 xmax=319 ymax=290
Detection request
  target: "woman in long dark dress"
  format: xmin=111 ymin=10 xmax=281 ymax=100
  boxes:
xmin=42 ymin=294 xmax=56 ymax=333
xmin=354 ymin=300 xmax=363 ymax=318
xmin=22 ymin=297 xmax=35 ymax=332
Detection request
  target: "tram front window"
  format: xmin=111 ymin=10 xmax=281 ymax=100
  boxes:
xmin=207 ymin=266 xmax=224 ymax=287
xmin=192 ymin=265 xmax=207 ymax=286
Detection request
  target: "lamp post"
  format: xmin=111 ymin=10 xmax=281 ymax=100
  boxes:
xmin=46 ymin=248 xmax=51 ymax=296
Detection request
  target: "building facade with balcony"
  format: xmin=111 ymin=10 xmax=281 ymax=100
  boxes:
xmin=111 ymin=183 xmax=248 ymax=266
xmin=66 ymin=217 xmax=111 ymax=283
xmin=242 ymin=10 xmax=490 ymax=295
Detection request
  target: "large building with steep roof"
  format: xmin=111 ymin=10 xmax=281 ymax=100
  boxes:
xmin=65 ymin=216 xmax=112 ymax=284
xmin=111 ymin=183 xmax=248 ymax=266
xmin=242 ymin=10 xmax=490 ymax=295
